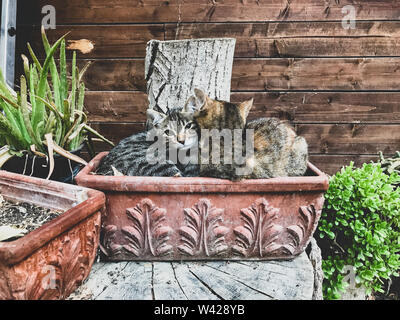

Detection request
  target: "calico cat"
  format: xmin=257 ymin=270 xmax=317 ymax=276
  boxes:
xmin=96 ymin=103 xmax=199 ymax=177
xmin=191 ymin=89 xmax=308 ymax=180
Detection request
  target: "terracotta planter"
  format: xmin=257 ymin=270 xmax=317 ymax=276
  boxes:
xmin=76 ymin=152 xmax=329 ymax=261
xmin=0 ymin=170 xmax=105 ymax=300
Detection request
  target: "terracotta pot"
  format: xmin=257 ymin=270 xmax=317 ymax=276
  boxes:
xmin=76 ymin=152 xmax=329 ymax=261
xmin=0 ymin=170 xmax=105 ymax=300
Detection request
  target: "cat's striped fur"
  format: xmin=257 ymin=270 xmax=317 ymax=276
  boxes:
xmin=96 ymin=105 xmax=199 ymax=177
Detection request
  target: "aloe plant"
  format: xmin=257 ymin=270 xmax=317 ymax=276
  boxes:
xmin=0 ymin=27 xmax=114 ymax=178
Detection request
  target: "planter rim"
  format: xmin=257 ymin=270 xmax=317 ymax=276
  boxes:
xmin=76 ymin=152 xmax=329 ymax=193
xmin=0 ymin=170 xmax=105 ymax=266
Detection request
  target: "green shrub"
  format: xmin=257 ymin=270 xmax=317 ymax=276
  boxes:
xmin=319 ymin=162 xmax=400 ymax=299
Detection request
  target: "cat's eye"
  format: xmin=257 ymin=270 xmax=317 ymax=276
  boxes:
xmin=164 ymin=129 xmax=174 ymax=136
xmin=185 ymin=123 xmax=195 ymax=129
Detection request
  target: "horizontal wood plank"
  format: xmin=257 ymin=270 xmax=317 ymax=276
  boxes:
xmin=167 ymin=22 xmax=400 ymax=57
xmin=73 ymin=58 xmax=400 ymax=91
xmin=16 ymin=25 xmax=165 ymax=59
xmin=295 ymin=123 xmax=400 ymax=155
xmin=308 ymin=155 xmax=379 ymax=175
xmin=87 ymin=122 xmax=400 ymax=155
xmin=18 ymin=0 xmax=400 ymax=24
xmin=84 ymin=91 xmax=400 ymax=123
xmin=17 ymin=21 xmax=400 ymax=59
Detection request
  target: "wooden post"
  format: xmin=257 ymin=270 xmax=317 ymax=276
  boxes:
xmin=145 ymin=38 xmax=236 ymax=114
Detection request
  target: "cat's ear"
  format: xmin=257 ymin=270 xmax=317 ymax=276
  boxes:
xmin=183 ymin=96 xmax=198 ymax=113
xmin=239 ymin=98 xmax=254 ymax=121
xmin=194 ymin=88 xmax=208 ymax=109
xmin=147 ymin=109 xmax=165 ymax=124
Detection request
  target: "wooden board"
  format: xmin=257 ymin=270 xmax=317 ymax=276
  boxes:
xmin=84 ymin=91 xmax=400 ymax=123
xmin=16 ymin=25 xmax=165 ymax=59
xmin=58 ymin=58 xmax=400 ymax=92
xmin=68 ymin=252 xmax=314 ymax=300
xmin=19 ymin=0 xmax=400 ymax=24
xmin=87 ymin=121 xmax=400 ymax=155
xmin=18 ymin=21 xmax=400 ymax=59
xmin=167 ymin=21 xmax=400 ymax=58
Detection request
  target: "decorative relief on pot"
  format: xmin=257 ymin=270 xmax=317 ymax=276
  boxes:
xmin=122 ymin=199 xmax=173 ymax=257
xmin=233 ymin=199 xmax=320 ymax=258
xmin=102 ymin=225 xmax=123 ymax=257
xmin=232 ymin=198 xmax=282 ymax=258
xmin=0 ymin=212 xmax=100 ymax=300
xmin=178 ymin=198 xmax=229 ymax=257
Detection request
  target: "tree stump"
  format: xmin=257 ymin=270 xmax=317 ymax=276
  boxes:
xmin=145 ymin=38 xmax=236 ymax=114
xmin=69 ymin=239 xmax=323 ymax=300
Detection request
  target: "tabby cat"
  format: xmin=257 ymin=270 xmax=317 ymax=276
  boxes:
xmin=191 ymin=89 xmax=308 ymax=180
xmin=96 ymin=103 xmax=199 ymax=177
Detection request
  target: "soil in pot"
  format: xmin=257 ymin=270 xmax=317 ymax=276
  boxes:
xmin=2 ymin=146 xmax=84 ymax=184
xmin=0 ymin=196 xmax=63 ymax=242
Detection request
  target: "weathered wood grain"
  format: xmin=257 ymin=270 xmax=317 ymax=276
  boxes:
xmin=17 ymin=25 xmax=165 ymax=59
xmin=19 ymin=0 xmax=400 ymax=24
xmin=296 ymin=124 xmax=400 ymax=155
xmin=145 ymin=38 xmax=235 ymax=113
xmin=167 ymin=21 xmax=400 ymax=57
xmin=68 ymin=252 xmax=315 ymax=300
xmin=152 ymin=263 xmax=187 ymax=300
xmin=308 ymin=155 xmax=379 ymax=176
xmin=84 ymin=91 xmax=400 ymax=123
xmin=95 ymin=262 xmax=154 ymax=300
xmin=87 ymin=121 xmax=400 ymax=155
xmin=74 ymin=58 xmax=400 ymax=92
xmin=232 ymin=58 xmax=400 ymax=91
xmin=18 ymin=21 xmax=400 ymax=59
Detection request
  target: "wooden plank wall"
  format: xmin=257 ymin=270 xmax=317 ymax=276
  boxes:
xmin=15 ymin=0 xmax=400 ymax=175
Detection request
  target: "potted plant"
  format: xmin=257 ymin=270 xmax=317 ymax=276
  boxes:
xmin=76 ymin=154 xmax=329 ymax=261
xmin=0 ymin=27 xmax=113 ymax=182
xmin=0 ymin=169 xmax=105 ymax=300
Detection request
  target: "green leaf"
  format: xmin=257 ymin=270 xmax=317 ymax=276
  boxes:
xmin=32 ymin=32 xmax=68 ymax=133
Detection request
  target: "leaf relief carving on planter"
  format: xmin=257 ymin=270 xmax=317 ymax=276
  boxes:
xmin=178 ymin=198 xmax=229 ymax=257
xmin=281 ymin=204 xmax=320 ymax=256
xmin=122 ymin=199 xmax=173 ymax=257
xmin=102 ymin=225 xmax=123 ymax=257
xmin=233 ymin=198 xmax=281 ymax=258
xmin=233 ymin=199 xmax=319 ymax=258
xmin=0 ymin=213 xmax=100 ymax=300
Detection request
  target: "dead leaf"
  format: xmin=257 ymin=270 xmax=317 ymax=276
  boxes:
xmin=67 ymin=39 xmax=95 ymax=54
xmin=45 ymin=133 xmax=55 ymax=180
xmin=111 ymin=166 xmax=124 ymax=176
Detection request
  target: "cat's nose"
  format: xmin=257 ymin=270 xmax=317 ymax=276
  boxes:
xmin=177 ymin=134 xmax=186 ymax=143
